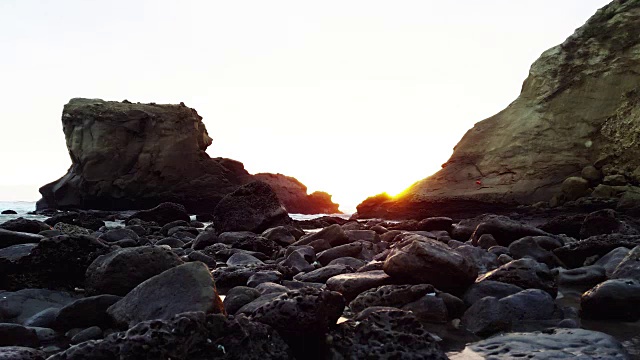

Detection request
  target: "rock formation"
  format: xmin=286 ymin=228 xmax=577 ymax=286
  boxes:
xmin=254 ymin=173 xmax=341 ymax=214
xmin=357 ymin=0 xmax=640 ymax=219
xmin=37 ymin=99 xmax=338 ymax=214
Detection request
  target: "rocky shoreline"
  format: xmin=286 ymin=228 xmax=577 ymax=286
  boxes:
xmin=1 ymin=190 xmax=639 ymax=358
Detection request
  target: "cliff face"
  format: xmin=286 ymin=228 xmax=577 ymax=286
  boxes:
xmin=254 ymin=173 xmax=341 ymax=214
xmin=357 ymin=0 xmax=640 ymax=219
xmin=38 ymin=98 xmax=253 ymax=212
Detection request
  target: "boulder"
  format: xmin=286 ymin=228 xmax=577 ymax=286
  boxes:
xmin=355 ymin=0 xmax=640 ymax=219
xmin=0 ymin=347 xmax=46 ymax=360
xmin=326 ymin=270 xmax=393 ymax=302
xmin=554 ymin=234 xmax=640 ymax=268
xmin=44 ymin=212 xmax=105 ymax=231
xmin=127 ymin=202 xmax=190 ymax=226
xmin=0 ymin=244 xmax=36 ymax=263
xmin=53 ymin=295 xmax=121 ymax=331
xmin=383 ymin=235 xmax=477 ymax=294
xmin=107 ymin=262 xmax=225 ymax=327
xmin=0 ymin=230 xmax=43 ymax=249
xmin=48 ymin=312 xmax=290 ymax=360
xmin=611 ymin=245 xmax=640 ymax=281
xmin=594 ymin=246 xmax=631 ymax=277
xmin=0 ymin=218 xmax=50 ymax=234
xmin=37 ymin=99 xmax=255 ymax=213
xmin=0 ymin=324 xmax=39 ymax=347
xmin=452 ymin=328 xmax=630 ymax=360
xmin=462 ymin=280 xmax=523 ymax=307
xmin=476 ymin=258 xmax=557 ymax=297
xmin=470 ymin=216 xmax=549 ymax=246
xmin=293 ymin=264 xmax=355 ymax=283
xmin=292 ymin=224 xmax=348 ymax=247
xmin=329 ymin=308 xmax=447 ymax=360
xmin=85 ymin=246 xmax=183 ymax=296
xmin=223 ymin=286 xmax=261 ymax=315
xmin=254 ymin=173 xmax=341 ymax=214
xmin=213 ymin=181 xmax=294 ymax=234
xmin=581 ymin=279 xmax=640 ymax=321
xmin=349 ymin=284 xmax=435 ymax=313
xmin=317 ymin=242 xmax=363 ymax=266
xmin=0 ymin=289 xmax=79 ymax=325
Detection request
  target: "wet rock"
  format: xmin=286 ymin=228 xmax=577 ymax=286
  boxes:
xmin=454 ymin=328 xmax=630 ymax=360
xmin=186 ymin=251 xmax=217 ymax=268
xmin=453 ymin=244 xmax=499 ymax=274
xmin=328 ymin=256 xmax=366 ymax=269
xmin=0 ymin=346 xmax=46 ymax=360
xmin=0 ymin=244 xmax=36 ymax=262
xmin=53 ymin=295 xmax=121 ymax=331
xmin=0 ymin=229 xmax=44 ymax=249
xmin=581 ymin=278 xmax=640 ymax=321
xmin=401 ymin=293 xmax=449 ymax=323
xmin=279 ymin=249 xmax=314 ymax=275
xmin=70 ymin=326 xmax=102 ymax=344
xmin=329 ymin=308 xmax=447 ymax=360
xmin=227 ymin=252 xmax=264 ymax=267
xmin=0 ymin=218 xmax=50 ymax=234
xmin=294 ymin=264 xmax=355 ymax=283
xmin=107 ymin=262 xmax=225 ymax=327
xmin=0 ymin=210 xmax=17 ymax=215
xmin=213 ymin=181 xmax=294 ymax=234
xmin=611 ymin=245 xmax=640 ymax=281
xmin=23 ymin=308 xmax=59 ymax=328
xmin=85 ymin=246 xmax=183 ymax=296
xmin=159 ymin=220 xmax=189 ymax=235
xmin=500 ymin=289 xmax=561 ymax=322
xmin=461 ymin=296 xmax=510 ymax=336
xmin=476 ymin=258 xmax=557 ymax=297
xmin=462 ymin=280 xmax=523 ymax=307
xmin=554 ymin=234 xmax=640 ymax=268
xmin=223 ymin=286 xmax=261 ymax=315
xmin=558 ymin=265 xmax=607 ymax=289
xmin=191 ymin=230 xmax=217 ymax=250
xmin=48 ymin=312 xmax=290 ymax=360
xmin=44 ymin=212 xmax=105 ymax=231
xmin=383 ymin=235 xmax=477 ymax=294
xmin=0 ymin=289 xmax=78 ymax=325
xmin=98 ymin=228 xmax=140 ymax=243
xmin=317 ymin=242 xmax=363 ymax=266
xmin=594 ymin=246 xmax=631 ymax=277
xmin=128 ymin=202 xmax=190 ymax=226
xmin=155 ymin=237 xmax=185 ymax=248
xmin=261 ymin=226 xmax=298 ymax=246
xmin=326 ymin=270 xmax=393 ymax=302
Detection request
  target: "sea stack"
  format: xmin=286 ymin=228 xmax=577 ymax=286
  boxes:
xmin=37 ymin=98 xmax=253 ymax=213
xmin=357 ymin=0 xmax=640 ymax=219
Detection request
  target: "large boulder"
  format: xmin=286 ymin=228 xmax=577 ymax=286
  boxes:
xmin=213 ymin=181 xmax=295 ymax=234
xmin=85 ymin=246 xmax=184 ymax=296
xmin=37 ymin=98 xmax=253 ymax=213
xmin=355 ymin=1 xmax=640 ymax=219
xmin=107 ymin=262 xmax=225 ymax=327
xmin=383 ymin=235 xmax=477 ymax=294
xmin=254 ymin=173 xmax=341 ymax=214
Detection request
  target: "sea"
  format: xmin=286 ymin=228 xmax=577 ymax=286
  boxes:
xmin=1 ymin=201 xmax=638 ymax=356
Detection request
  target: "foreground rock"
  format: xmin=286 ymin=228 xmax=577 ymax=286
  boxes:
xmin=107 ymin=262 xmax=225 ymax=327
xmin=355 ymin=0 xmax=640 ymax=219
xmin=451 ymin=328 xmax=630 ymax=359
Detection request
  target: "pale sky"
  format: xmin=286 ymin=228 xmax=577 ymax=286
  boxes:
xmin=0 ymin=0 xmax=610 ymax=212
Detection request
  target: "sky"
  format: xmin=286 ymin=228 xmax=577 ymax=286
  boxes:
xmin=0 ymin=0 xmax=611 ymax=213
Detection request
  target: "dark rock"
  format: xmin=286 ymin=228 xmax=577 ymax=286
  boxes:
xmin=248 ymin=287 xmax=344 ymax=358
xmin=462 ymin=280 xmax=524 ymax=307
xmin=70 ymin=326 xmax=102 ymax=344
xmin=98 ymin=228 xmax=139 ymax=243
xmin=0 ymin=323 xmax=39 ymax=347
xmin=317 ymin=242 xmax=363 ymax=266
xmin=327 ymin=256 xmax=366 ymax=269
xmin=401 ymin=295 xmax=449 ymax=323
xmin=349 ymin=284 xmax=436 ymax=314
xmin=558 ymin=265 xmax=607 ymax=289
xmin=0 ymin=210 xmax=17 ymax=215
xmin=186 ymin=251 xmax=217 ymax=268
xmin=0 ymin=346 xmax=46 ymax=360
xmin=500 ymin=289 xmax=561 ymax=322
xmin=461 ymin=296 xmax=511 ymax=336
xmin=246 ymin=271 xmax=283 ymax=287
xmin=44 ymin=212 xmax=105 ymax=231
xmin=326 ymin=270 xmax=393 ymax=302
xmin=211 ymin=265 xmax=275 ymax=293
xmin=476 ymin=258 xmax=557 ymax=297
xmin=213 ymin=181 xmax=294 ymax=234
xmin=293 ymin=264 xmax=355 ymax=283
xmin=53 ymin=223 xmax=92 ymax=236
xmin=383 ymin=235 xmax=477 ymax=294
xmin=48 ymin=312 xmax=290 ymax=360
xmin=53 ymin=295 xmax=121 ymax=331
xmin=0 ymin=218 xmax=50 ymax=234
xmin=453 ymin=244 xmax=499 ymax=274
xmin=471 ymin=216 xmax=549 ymax=247
xmin=580 ymin=209 xmax=638 ymax=239
xmin=581 ymin=279 xmax=640 ymax=321
xmin=611 ymin=245 xmax=640 ymax=281
xmin=255 ymin=283 xmax=289 ymax=295
xmin=0 ymin=244 xmax=36 ymax=262
xmin=292 ymin=224 xmax=348 ymax=247
xmin=554 ymin=234 xmax=640 ymax=268
xmin=539 ymin=214 xmax=586 ymax=238
xmin=0 ymin=289 xmax=78 ymax=325
xmin=417 ymin=217 xmax=453 ymax=231
xmin=230 ymin=235 xmax=280 ymax=258
xmin=459 ymin=328 xmax=630 ymax=359
xmin=24 ymin=308 xmax=59 ymax=328
xmin=223 ymin=286 xmax=261 ymax=315
xmin=107 ymin=262 xmax=225 ymax=327
xmin=594 ymin=246 xmax=631 ymax=277
xmin=279 ymin=250 xmax=314 ymax=275
xmin=508 ymin=236 xmax=562 ymax=267
xmin=0 ymin=229 xmax=43 ymax=249
xmin=226 ymin=252 xmax=264 ymax=267
xmin=345 ymin=230 xmax=379 ymax=244
xmin=476 ymin=233 xmax=498 ymax=249
xmin=85 ymin=246 xmax=183 ymax=296
xmin=261 ymin=226 xmax=298 ymax=246
xmin=1 ymin=235 xmax=109 ymax=291
xmin=159 ymin=220 xmax=189 ymax=235
xmin=128 ymin=202 xmax=190 ymax=226
xmin=155 ymin=237 xmax=185 ymax=248
xmin=191 ymin=230 xmax=217 ymax=250
xmin=329 ymin=308 xmax=446 ymax=359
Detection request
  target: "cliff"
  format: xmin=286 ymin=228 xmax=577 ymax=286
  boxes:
xmin=357 ymin=0 xmax=640 ymax=219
